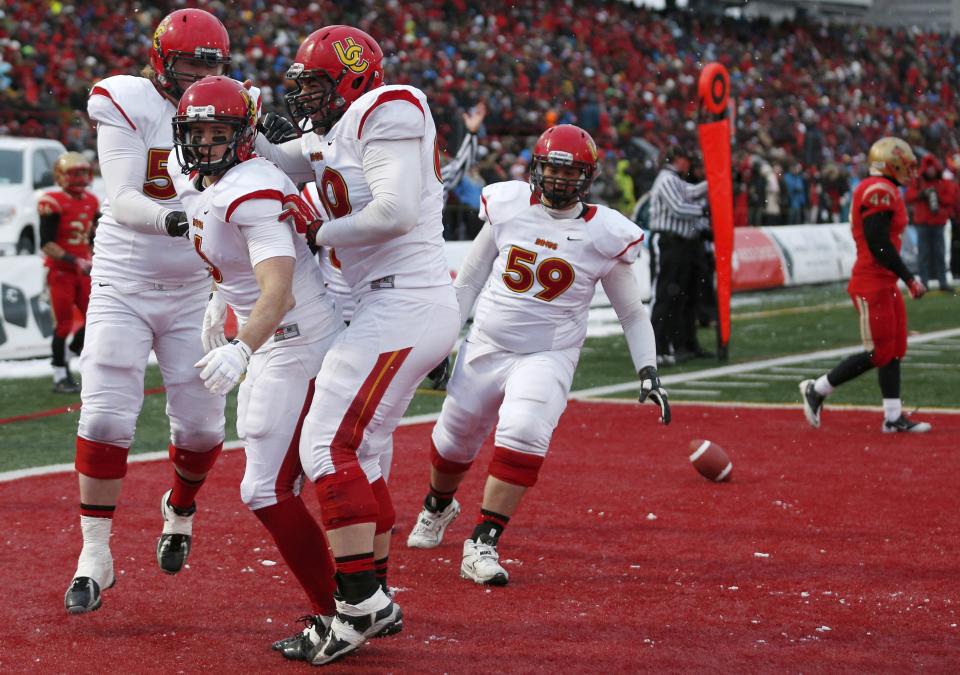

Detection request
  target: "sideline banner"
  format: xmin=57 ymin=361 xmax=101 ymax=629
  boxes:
xmin=732 ymin=228 xmax=786 ymax=291
xmin=0 ymin=255 xmax=53 ymax=360
xmin=765 ymin=224 xmax=856 ymax=285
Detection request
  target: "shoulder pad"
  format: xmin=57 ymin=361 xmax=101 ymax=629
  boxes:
xmin=480 ymin=181 xmax=534 ymax=225
xmin=588 ymin=205 xmax=645 ymax=262
xmin=214 ymin=159 xmax=293 ymax=222
xmin=860 ymin=181 xmax=899 ymax=213
xmin=88 ymin=76 xmax=153 ymax=131
xmin=37 ymin=192 xmax=63 ymax=214
xmin=355 ymin=86 xmax=427 ymax=143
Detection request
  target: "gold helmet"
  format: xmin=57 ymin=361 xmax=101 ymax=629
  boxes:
xmin=54 ymin=152 xmax=93 ymax=193
xmin=867 ymin=137 xmax=917 ymax=185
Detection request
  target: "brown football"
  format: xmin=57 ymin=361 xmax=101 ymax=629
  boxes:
xmin=688 ymin=439 xmax=733 ymax=482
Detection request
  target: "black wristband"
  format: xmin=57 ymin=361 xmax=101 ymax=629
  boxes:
xmin=62 ymin=253 xmax=76 ymax=265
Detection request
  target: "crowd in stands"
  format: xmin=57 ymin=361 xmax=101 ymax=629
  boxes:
xmin=2 ymin=0 xmax=959 ymax=231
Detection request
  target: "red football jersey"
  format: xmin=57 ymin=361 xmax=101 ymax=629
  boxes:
xmin=849 ymin=176 xmax=906 ymax=290
xmin=37 ymin=189 xmax=99 ymax=271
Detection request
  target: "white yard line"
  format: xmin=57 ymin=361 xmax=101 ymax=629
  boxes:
xmin=4 ymin=327 xmax=960 ymax=484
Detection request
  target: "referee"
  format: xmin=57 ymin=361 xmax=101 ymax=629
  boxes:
xmin=648 ymin=146 xmax=710 ymax=364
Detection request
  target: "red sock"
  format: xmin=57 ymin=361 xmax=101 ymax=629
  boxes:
xmin=80 ymin=503 xmax=115 ymax=519
xmin=169 ymin=471 xmax=204 ymax=512
xmin=254 ymin=496 xmax=337 ymax=615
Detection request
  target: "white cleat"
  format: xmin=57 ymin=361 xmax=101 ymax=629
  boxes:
xmin=157 ymin=489 xmax=195 ymax=574
xmin=882 ymin=414 xmax=932 ymax=433
xmin=307 ymin=588 xmax=403 ymax=666
xmin=799 ymin=379 xmax=824 ymax=429
xmin=65 ymin=548 xmax=115 ymax=614
xmin=460 ymin=537 xmax=509 ymax=586
xmin=406 ymin=499 xmax=460 ymax=549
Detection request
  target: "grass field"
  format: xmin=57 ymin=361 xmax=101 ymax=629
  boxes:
xmin=1 ymin=282 xmax=957 ymax=473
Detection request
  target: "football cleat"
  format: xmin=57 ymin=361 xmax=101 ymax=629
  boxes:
xmin=460 ymin=536 xmax=509 ymax=586
xmin=64 ymin=563 xmax=116 ymax=615
xmin=156 ymin=489 xmax=196 ymax=574
xmin=307 ymin=589 xmax=403 ymax=666
xmin=407 ymin=498 xmax=460 ymax=549
xmin=273 ymin=614 xmax=332 ymax=661
xmin=799 ymin=379 xmax=824 ymax=428
xmin=882 ymin=414 xmax=932 ymax=433
xmin=53 ymin=373 xmax=81 ymax=394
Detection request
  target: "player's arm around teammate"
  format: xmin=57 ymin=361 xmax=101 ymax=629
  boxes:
xmin=170 ymin=76 xmax=346 ymax=659
xmin=406 ymin=125 xmax=670 ymax=588
xmin=65 ymin=9 xmax=232 ymax=616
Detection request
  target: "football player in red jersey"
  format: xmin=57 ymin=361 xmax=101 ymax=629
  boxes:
xmin=800 ymin=137 xmax=931 ymax=433
xmin=37 ymin=152 xmax=99 ymax=393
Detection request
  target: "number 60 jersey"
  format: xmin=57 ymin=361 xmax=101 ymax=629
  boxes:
xmin=470 ymin=180 xmax=644 ymax=354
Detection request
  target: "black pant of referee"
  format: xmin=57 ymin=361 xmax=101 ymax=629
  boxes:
xmin=649 ymin=231 xmax=703 ymax=361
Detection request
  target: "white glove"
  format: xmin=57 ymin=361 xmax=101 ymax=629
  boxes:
xmin=201 ymin=291 xmax=229 ymax=353
xmin=194 ymin=339 xmax=252 ymax=395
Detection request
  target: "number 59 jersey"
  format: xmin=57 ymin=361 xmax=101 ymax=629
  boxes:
xmin=470 ymin=181 xmax=644 ymax=354
xmin=87 ymin=75 xmax=209 ymax=285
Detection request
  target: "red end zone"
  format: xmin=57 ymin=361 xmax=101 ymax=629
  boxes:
xmin=2 ymin=401 xmax=958 ymax=672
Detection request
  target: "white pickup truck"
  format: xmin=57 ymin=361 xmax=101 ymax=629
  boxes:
xmin=0 ymin=136 xmax=70 ymax=255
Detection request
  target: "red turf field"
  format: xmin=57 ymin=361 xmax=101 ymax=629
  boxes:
xmin=1 ymin=401 xmax=958 ymax=673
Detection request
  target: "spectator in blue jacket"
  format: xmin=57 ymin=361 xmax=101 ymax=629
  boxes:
xmin=783 ymin=163 xmax=808 ymax=224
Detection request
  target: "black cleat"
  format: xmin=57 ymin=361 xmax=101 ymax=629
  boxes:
xmin=64 ymin=575 xmax=115 ymax=614
xmin=273 ymin=614 xmax=332 ymax=661
xmin=157 ymin=490 xmax=195 ymax=574
xmin=882 ymin=414 xmax=932 ymax=433
xmin=307 ymin=589 xmax=403 ymax=666
xmin=799 ymin=379 xmax=824 ymax=428
xmin=53 ymin=373 xmax=81 ymax=394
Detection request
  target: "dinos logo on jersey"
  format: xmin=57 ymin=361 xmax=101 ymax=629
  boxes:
xmin=333 ymin=37 xmax=369 ymax=74
xmin=153 ymin=15 xmax=172 ymax=50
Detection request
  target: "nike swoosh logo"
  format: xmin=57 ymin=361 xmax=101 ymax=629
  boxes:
xmin=567 ymin=236 xmax=583 ymax=241
xmin=203 ymin=210 xmax=209 ymax=215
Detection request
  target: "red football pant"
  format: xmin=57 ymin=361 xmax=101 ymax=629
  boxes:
xmin=48 ymin=268 xmax=90 ymax=339
xmin=849 ymin=285 xmax=906 ymax=367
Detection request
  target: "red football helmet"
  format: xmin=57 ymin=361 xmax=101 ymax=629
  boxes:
xmin=54 ymin=152 xmax=93 ymax=195
xmin=530 ymin=124 xmax=599 ymax=208
xmin=172 ymin=77 xmax=257 ymax=176
xmin=150 ymin=9 xmax=231 ymax=101
xmin=285 ymin=25 xmax=385 ymax=134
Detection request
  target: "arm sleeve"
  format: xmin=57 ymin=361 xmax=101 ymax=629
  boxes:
xmin=232 ymin=199 xmax=297 ymax=267
xmin=252 ymin=136 xmax=315 ymax=184
xmin=863 ymin=210 xmax=914 ymax=283
xmin=441 ymin=132 xmax=477 ymax=199
xmin=453 ymin=222 xmax=498 ymax=325
xmin=687 ymin=180 xmax=708 ymax=200
xmin=96 ymin=123 xmax=170 ymax=234
xmin=601 ymin=262 xmax=657 ymax=372
xmin=314 ymin=138 xmax=422 ymax=247
xmin=659 ymin=173 xmax=704 ymax=217
xmin=39 ymin=213 xmax=60 ymax=248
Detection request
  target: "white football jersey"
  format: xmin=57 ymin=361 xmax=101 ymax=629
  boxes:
xmin=170 ymin=157 xmax=340 ymax=351
xmin=300 ymin=182 xmax=352 ymax=313
xmin=298 ymin=84 xmax=450 ymax=293
xmin=470 ymin=181 xmax=644 ymax=353
xmin=87 ymin=75 xmax=208 ymax=285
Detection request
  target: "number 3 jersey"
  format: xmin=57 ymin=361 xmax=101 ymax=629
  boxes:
xmin=87 ymin=75 xmax=210 ymax=285
xmin=36 ymin=188 xmax=99 ymax=271
xmin=170 ymin=157 xmax=341 ymax=351
xmin=470 ymin=181 xmax=645 ymax=354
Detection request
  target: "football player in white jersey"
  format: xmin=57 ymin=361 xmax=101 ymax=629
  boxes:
xmin=168 ymin=76 xmax=348 ymax=659
xmin=405 ymin=125 xmax=671 ymax=586
xmin=253 ymin=25 xmax=459 ymax=666
xmin=65 ymin=9 xmax=231 ymax=615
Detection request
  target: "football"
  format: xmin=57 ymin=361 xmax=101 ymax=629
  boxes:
xmin=688 ymin=439 xmax=733 ymax=482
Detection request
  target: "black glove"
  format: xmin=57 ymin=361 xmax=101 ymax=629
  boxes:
xmin=164 ymin=210 xmax=189 ymax=238
xmin=638 ymin=365 xmax=671 ymax=425
xmin=426 ymin=355 xmax=451 ymax=391
xmin=258 ymin=113 xmax=299 ymax=144
xmin=700 ymin=227 xmax=714 ymax=242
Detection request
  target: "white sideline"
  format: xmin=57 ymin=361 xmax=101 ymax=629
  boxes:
xmin=3 ymin=328 xmax=959 ymax=484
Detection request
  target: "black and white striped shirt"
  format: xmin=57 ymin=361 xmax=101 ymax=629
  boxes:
xmin=441 ymin=131 xmax=478 ymax=205
xmin=648 ymin=166 xmax=708 ymax=239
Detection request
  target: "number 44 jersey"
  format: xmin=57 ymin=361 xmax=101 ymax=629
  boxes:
xmin=87 ymin=75 xmax=208 ymax=285
xmin=470 ymin=180 xmax=645 ymax=354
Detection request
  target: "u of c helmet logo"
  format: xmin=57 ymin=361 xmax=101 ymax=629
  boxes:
xmin=153 ymin=15 xmax=172 ymax=49
xmin=333 ymin=37 xmax=369 ymax=74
